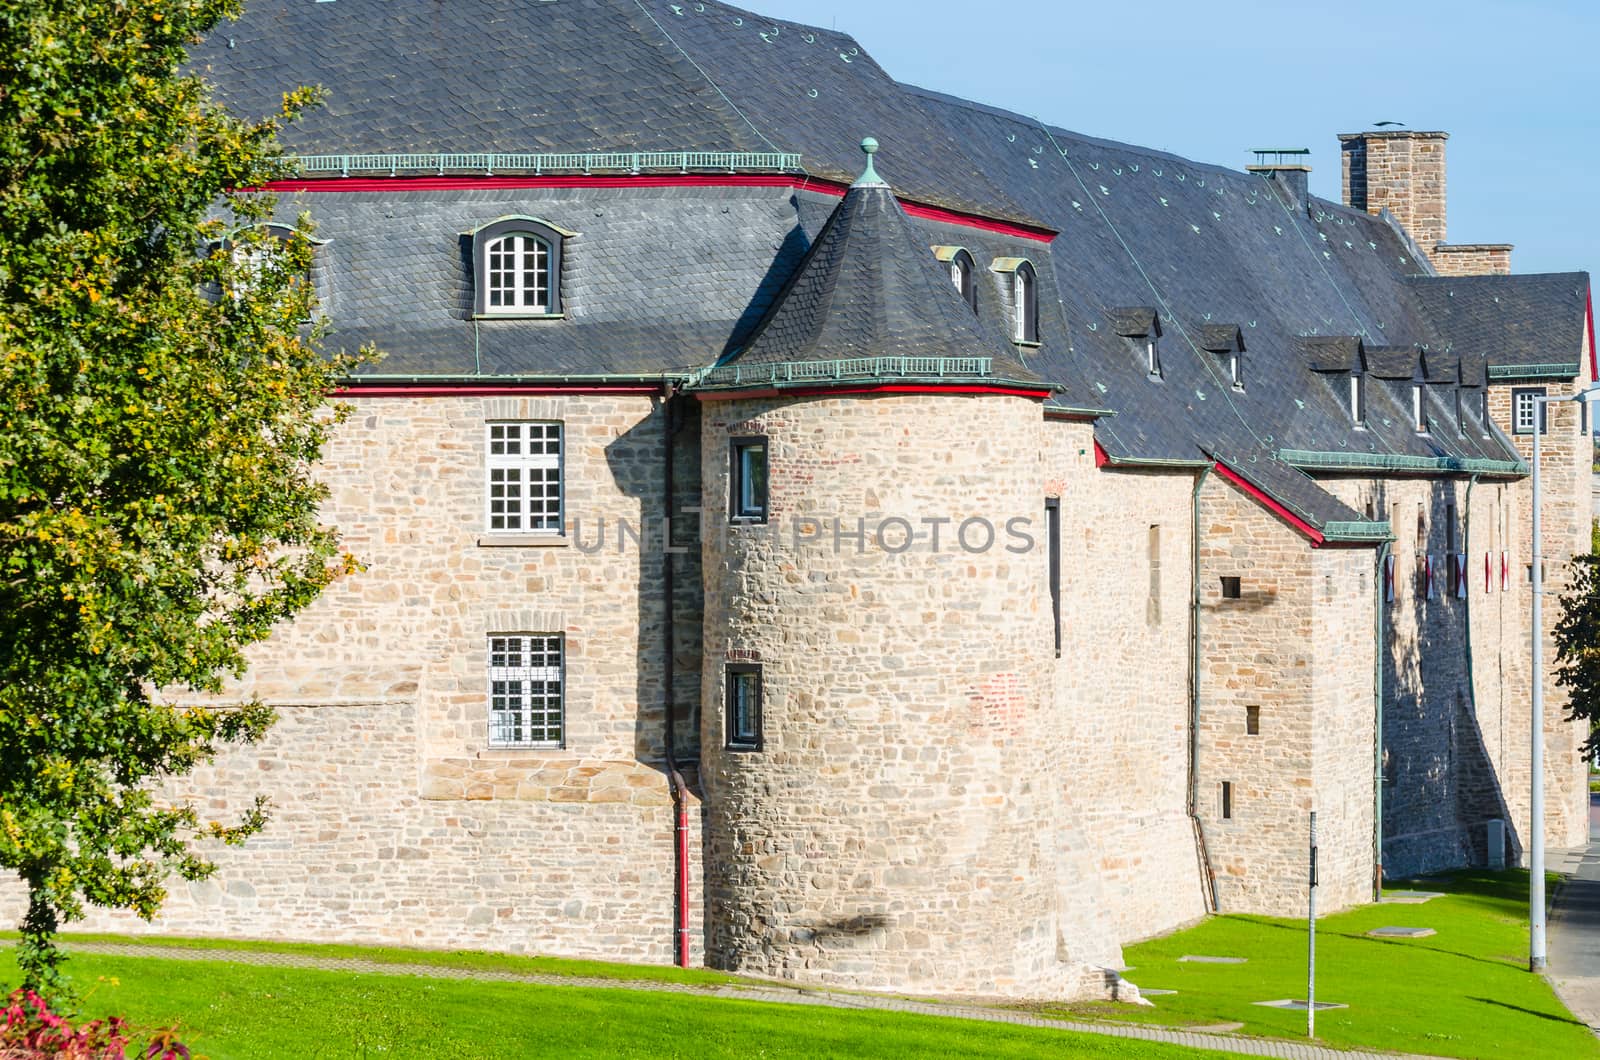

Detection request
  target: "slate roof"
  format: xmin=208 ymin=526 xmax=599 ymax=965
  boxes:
xmin=1408 ymin=273 xmax=1591 ymax=376
xmin=715 ymin=170 xmax=1039 ymax=386
xmin=198 ymin=0 xmax=1593 ymax=531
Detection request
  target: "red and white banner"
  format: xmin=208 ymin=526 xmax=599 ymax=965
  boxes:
xmin=1425 ymin=554 xmax=1436 ymax=600
xmin=1485 ymin=552 xmax=1493 ymax=594
xmin=1501 ymin=551 xmax=1509 ymax=592
xmin=1384 ymin=554 xmax=1396 ymax=602
xmin=1455 ymin=553 xmax=1467 ymax=599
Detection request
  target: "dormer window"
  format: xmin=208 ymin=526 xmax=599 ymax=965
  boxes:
xmin=1013 ymin=263 xmax=1038 ymax=344
xmin=1229 ymin=352 xmax=1242 ymax=389
xmin=1107 ymin=307 xmax=1161 ymax=378
xmin=1350 ymin=373 xmax=1366 ymax=426
xmin=1147 ymin=337 xmax=1161 ymax=377
xmin=933 ymin=247 xmax=977 ymax=314
xmin=1199 ymin=324 xmax=1244 ymax=392
xmin=1454 ymin=389 xmax=1466 ymax=435
xmin=992 ymin=258 xmax=1039 ymax=344
xmin=470 ymin=216 xmax=570 ymax=318
xmin=1413 ymin=384 xmax=1427 ymax=433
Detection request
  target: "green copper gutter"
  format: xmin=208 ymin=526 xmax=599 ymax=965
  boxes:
xmin=1322 ymin=520 xmax=1395 ymax=543
xmin=1487 ymin=363 xmax=1580 ymax=381
xmin=1279 ymin=448 xmax=1527 ymax=477
xmin=688 ymin=356 xmax=999 ymax=389
xmin=294 ymin=151 xmax=804 ymax=178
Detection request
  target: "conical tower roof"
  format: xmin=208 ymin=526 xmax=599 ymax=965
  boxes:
xmin=700 ymin=140 xmax=1045 ymax=391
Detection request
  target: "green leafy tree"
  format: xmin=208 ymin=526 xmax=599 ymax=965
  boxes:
xmin=1555 ymin=522 xmax=1600 ymax=762
xmin=0 ymin=0 xmax=361 ymax=997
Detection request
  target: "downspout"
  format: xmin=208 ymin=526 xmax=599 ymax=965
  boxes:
xmin=1373 ymin=536 xmax=1392 ymax=898
xmin=1189 ymin=466 xmax=1220 ymax=912
xmin=1461 ymin=474 xmax=1484 ymax=859
xmin=662 ymin=379 xmax=691 ymax=968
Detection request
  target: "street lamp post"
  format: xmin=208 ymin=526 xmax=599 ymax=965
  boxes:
xmin=1528 ymin=385 xmax=1599 ymax=973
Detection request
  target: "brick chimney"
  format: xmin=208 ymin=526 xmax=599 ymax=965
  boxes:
xmin=1338 ymin=129 xmax=1511 ymax=276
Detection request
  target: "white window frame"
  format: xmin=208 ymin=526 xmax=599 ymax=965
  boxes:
xmin=484 ymin=233 xmax=551 ymax=313
xmin=1513 ymin=387 xmax=1547 ymax=435
xmin=1413 ymin=384 xmax=1427 ymax=433
xmin=487 ymin=633 xmax=564 ymax=748
xmin=1229 ymin=352 xmax=1242 ymax=390
xmin=1012 ymin=267 xmax=1034 ymax=343
xmin=486 ymin=421 xmax=563 ymax=534
xmin=730 ymin=436 xmax=768 ymax=523
xmin=1350 ymin=373 xmax=1366 ymax=426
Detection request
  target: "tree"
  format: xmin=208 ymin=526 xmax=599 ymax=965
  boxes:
xmin=1554 ymin=521 xmax=1600 ymax=762
xmin=0 ymin=0 xmax=360 ymax=997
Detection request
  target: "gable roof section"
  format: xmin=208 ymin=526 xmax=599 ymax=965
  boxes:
xmin=1408 ymin=273 xmax=1590 ymax=379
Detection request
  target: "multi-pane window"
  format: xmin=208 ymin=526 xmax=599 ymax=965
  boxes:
xmin=1513 ymin=387 xmax=1547 ymax=435
xmin=726 ymin=664 xmax=762 ymax=751
xmin=730 ymin=437 xmax=768 ymax=522
xmin=485 ymin=233 xmax=550 ymax=312
xmin=488 ymin=634 xmax=564 ymax=748
xmin=487 ymin=422 xmax=563 ymax=533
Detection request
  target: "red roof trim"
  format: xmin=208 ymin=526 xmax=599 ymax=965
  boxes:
xmin=1212 ymin=461 xmax=1326 ymax=547
xmin=336 ymin=384 xmax=662 ymax=398
xmin=255 ymin=173 xmax=1056 ymax=243
xmin=694 ymin=383 xmax=1053 ymax=402
xmin=1587 ymin=286 xmax=1596 ymax=383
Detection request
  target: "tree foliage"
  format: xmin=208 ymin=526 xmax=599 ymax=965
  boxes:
xmin=1554 ymin=522 xmax=1600 ymax=761
xmin=0 ymin=0 xmax=359 ymax=996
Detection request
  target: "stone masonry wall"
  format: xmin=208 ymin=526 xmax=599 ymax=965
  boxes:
xmin=1195 ymin=472 xmax=1323 ymax=915
xmin=2 ymin=392 xmax=707 ymax=964
xmin=1494 ymin=368 xmax=1594 ymax=850
xmin=1433 ymin=245 xmax=1513 ymax=277
xmin=1046 ymin=427 xmax=1209 ymax=946
xmin=697 ymin=391 xmax=1116 ymax=1000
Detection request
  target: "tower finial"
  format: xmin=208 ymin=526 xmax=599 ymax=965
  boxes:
xmin=854 ymin=136 xmax=886 ymax=188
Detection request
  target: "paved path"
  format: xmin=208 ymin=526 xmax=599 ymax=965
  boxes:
xmin=1549 ymin=791 xmax=1600 ymax=1033
xmin=64 ymin=940 xmax=1449 ymax=1060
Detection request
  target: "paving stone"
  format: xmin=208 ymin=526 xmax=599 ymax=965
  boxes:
xmin=1366 ymin=926 xmax=1436 ymax=939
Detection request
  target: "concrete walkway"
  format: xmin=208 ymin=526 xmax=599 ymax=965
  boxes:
xmin=1549 ymin=791 xmax=1600 ymax=1033
xmin=63 ymin=940 xmax=1450 ymax=1060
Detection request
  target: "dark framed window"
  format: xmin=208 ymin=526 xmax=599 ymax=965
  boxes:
xmin=1045 ymin=498 xmax=1061 ymax=657
xmin=726 ymin=664 xmax=763 ymax=751
xmin=730 ymin=436 xmax=768 ymax=522
xmin=471 ymin=216 xmax=566 ymax=317
xmin=948 ymin=249 xmax=977 ymax=313
xmin=1220 ymin=781 xmax=1233 ymax=820
xmin=1220 ymin=576 xmax=1242 ymax=599
xmin=1012 ymin=262 xmax=1038 ymax=344
xmin=1245 ymin=705 xmax=1261 ymax=735
xmin=487 ymin=633 xmax=564 ymax=748
xmin=1512 ymin=387 xmax=1547 ymax=435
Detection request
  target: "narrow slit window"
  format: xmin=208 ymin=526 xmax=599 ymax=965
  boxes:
xmin=1246 ymin=705 xmax=1261 ymax=735
xmin=1413 ymin=384 xmax=1427 ymax=433
xmin=1046 ymin=498 xmax=1061 ymax=657
xmin=1147 ymin=524 xmax=1161 ymax=626
xmin=1012 ymin=262 xmax=1038 ymax=343
xmin=1147 ymin=337 xmax=1161 ymax=377
xmin=1350 ymin=374 xmax=1366 ymax=426
xmin=726 ymin=664 xmax=763 ymax=751
xmin=1220 ymin=781 xmax=1233 ymax=820
xmin=730 ymin=437 xmax=768 ymax=522
xmin=1229 ymin=352 xmax=1242 ymax=389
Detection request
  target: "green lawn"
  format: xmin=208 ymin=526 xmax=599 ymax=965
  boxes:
xmin=7 ymin=953 xmax=1231 ymax=1060
xmin=1035 ymin=869 xmax=1595 ymax=1059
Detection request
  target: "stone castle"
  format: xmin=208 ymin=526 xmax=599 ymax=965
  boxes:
xmin=6 ymin=0 xmax=1593 ymax=1002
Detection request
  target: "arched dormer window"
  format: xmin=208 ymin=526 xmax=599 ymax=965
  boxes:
xmin=470 ymin=216 xmax=572 ymax=318
xmin=932 ymin=246 xmax=977 ymax=314
xmin=992 ymin=257 xmax=1039 ymax=345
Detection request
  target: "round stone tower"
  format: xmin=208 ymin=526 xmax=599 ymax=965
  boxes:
xmin=693 ymin=143 xmax=1098 ymax=998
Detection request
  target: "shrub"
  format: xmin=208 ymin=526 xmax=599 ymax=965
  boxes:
xmin=1 ymin=988 xmax=189 ymax=1059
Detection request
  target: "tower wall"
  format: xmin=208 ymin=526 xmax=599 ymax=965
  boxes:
xmin=698 ymin=390 xmax=1107 ymax=998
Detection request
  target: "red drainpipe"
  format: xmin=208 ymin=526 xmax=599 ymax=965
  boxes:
xmin=662 ymin=380 xmax=691 ymax=968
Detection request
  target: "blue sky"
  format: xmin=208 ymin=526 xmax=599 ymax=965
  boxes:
xmin=748 ymin=0 xmax=1596 ymax=277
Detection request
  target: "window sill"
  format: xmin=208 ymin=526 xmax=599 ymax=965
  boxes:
xmin=725 ymin=743 xmax=763 ymax=753
xmin=1013 ymin=339 xmax=1043 ymax=349
xmin=478 ymin=533 xmax=569 ymax=548
xmin=729 ymin=516 xmax=769 ymax=527
xmin=482 ymin=744 xmax=564 ymax=754
xmin=472 ymin=312 xmax=566 ymax=321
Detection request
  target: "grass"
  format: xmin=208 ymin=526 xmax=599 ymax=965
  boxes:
xmin=1033 ymin=869 xmax=1596 ymax=1059
xmin=1 ymin=930 xmax=749 ymax=987
xmin=4 ymin=953 xmax=1234 ymax=1060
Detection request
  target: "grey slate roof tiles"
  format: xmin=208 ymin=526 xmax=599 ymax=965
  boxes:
xmin=199 ymin=0 xmax=1593 ymax=523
